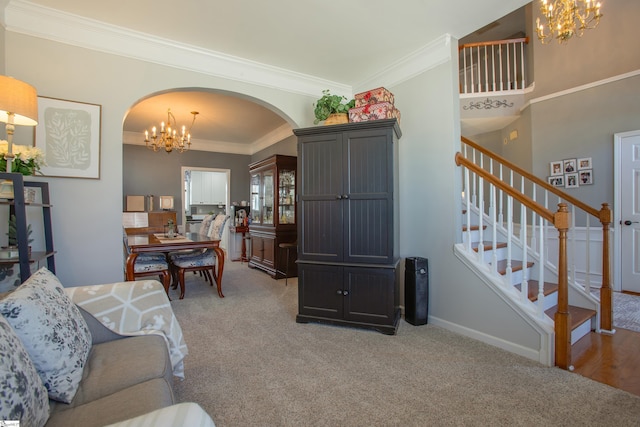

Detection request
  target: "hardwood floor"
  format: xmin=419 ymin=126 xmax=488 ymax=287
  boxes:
xmin=572 ymin=327 xmax=640 ymax=397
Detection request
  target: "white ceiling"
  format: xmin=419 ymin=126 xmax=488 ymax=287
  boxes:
xmin=4 ymin=0 xmax=530 ymax=151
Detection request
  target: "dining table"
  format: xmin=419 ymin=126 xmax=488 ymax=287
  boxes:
xmin=124 ymin=229 xmax=225 ymax=295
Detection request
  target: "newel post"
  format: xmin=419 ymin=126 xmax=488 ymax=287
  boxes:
xmin=554 ymin=203 xmax=572 ymax=370
xmin=599 ymin=203 xmax=614 ymax=333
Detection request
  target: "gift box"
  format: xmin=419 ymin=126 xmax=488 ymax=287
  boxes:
xmin=354 ymin=87 xmax=395 ymax=108
xmin=348 ymin=102 xmax=401 ymax=123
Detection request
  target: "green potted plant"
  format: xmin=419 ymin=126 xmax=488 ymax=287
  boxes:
xmin=6 ymin=214 xmax=34 ymax=255
xmin=313 ymin=90 xmax=355 ymax=125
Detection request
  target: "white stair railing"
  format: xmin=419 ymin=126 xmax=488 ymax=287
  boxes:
xmin=456 ymin=136 xmax=614 ymax=369
xmin=459 ymin=37 xmax=529 ymax=94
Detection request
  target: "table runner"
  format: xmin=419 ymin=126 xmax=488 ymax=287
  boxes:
xmin=153 ymin=233 xmax=193 ymax=244
xmin=65 ymin=280 xmax=188 ymax=379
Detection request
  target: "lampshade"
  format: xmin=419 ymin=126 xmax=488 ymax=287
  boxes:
xmin=0 ymin=76 xmax=38 ymax=126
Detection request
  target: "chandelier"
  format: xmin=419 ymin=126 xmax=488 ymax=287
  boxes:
xmin=536 ymin=0 xmax=603 ymax=44
xmin=144 ymin=108 xmax=199 ymax=153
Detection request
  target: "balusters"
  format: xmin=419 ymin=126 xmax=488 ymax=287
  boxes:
xmin=537 ymin=215 xmax=546 ymax=318
xmin=506 ymin=195 xmax=514 ymax=287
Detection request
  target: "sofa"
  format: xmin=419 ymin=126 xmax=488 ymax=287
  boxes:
xmin=0 ymin=267 xmax=214 ymax=427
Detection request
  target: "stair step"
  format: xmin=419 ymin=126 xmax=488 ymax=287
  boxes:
xmin=472 ymin=241 xmax=507 ymax=252
xmin=462 ymin=225 xmax=487 ymax=232
xmin=513 ymin=281 xmax=558 ymax=302
xmin=494 ymin=259 xmax=534 ymax=275
xmin=545 ymin=305 xmax=597 ymax=330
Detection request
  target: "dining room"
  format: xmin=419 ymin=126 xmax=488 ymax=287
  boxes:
xmin=121 ymin=88 xmax=298 ymax=295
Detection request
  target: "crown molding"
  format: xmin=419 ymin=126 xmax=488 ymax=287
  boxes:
xmin=354 ymin=34 xmax=453 ymax=93
xmin=5 ymin=1 xmax=457 ymax=101
xmin=122 ymin=121 xmax=293 ymax=155
xmin=3 ymin=0 xmax=350 ymax=98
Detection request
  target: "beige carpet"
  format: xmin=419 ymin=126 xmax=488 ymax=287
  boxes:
xmin=169 ymin=262 xmax=640 ymax=426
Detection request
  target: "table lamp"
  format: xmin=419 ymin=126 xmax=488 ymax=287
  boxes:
xmin=0 ymin=76 xmax=39 ymax=173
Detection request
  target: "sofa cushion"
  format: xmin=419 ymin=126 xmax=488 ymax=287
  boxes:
xmin=104 ymin=402 xmax=216 ymax=427
xmin=0 ymin=314 xmax=50 ymax=427
xmin=46 ymin=378 xmax=174 ymax=427
xmin=69 ymin=335 xmax=172 ymax=406
xmin=0 ymin=268 xmax=92 ymax=403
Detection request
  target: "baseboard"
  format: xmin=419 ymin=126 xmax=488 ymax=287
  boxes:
xmin=428 ymin=315 xmax=550 ymax=365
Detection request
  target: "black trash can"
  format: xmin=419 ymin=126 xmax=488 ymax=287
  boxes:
xmin=405 ymin=257 xmax=429 ymax=326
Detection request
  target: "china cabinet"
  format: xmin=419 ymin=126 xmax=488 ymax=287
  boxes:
xmin=0 ymin=173 xmax=55 ymax=283
xmin=248 ymin=155 xmax=297 ymax=278
xmin=293 ymin=119 xmax=401 ymax=334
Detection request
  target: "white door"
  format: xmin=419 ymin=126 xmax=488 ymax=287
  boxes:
xmin=615 ymin=131 xmax=640 ymax=293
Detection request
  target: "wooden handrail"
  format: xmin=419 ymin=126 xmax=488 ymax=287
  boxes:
xmin=462 ymin=136 xmax=601 ymax=219
xmin=458 ymin=37 xmax=529 ymax=51
xmin=455 ymin=153 xmax=556 ymax=223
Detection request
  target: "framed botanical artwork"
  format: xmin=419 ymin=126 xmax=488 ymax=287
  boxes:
xmin=565 ymin=172 xmax=579 ymax=188
xmin=563 ymin=158 xmax=577 ymax=174
xmin=547 ymin=175 xmax=564 ymax=187
xmin=549 ymin=161 xmax=563 ymax=176
xmin=577 ymin=157 xmax=592 ymax=170
xmin=579 ymin=169 xmax=593 ymax=185
xmin=35 ymin=96 xmax=102 ymax=179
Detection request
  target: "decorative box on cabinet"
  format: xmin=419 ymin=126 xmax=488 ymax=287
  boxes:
xmin=0 ymin=173 xmax=55 ymax=283
xmin=248 ymin=155 xmax=297 ymax=279
xmin=293 ymin=119 xmax=401 ymax=335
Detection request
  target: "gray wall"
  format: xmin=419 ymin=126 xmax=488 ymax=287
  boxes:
xmin=123 ymin=145 xmax=252 ymax=224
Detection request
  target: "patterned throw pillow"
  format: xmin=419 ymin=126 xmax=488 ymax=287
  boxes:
xmin=0 ymin=268 xmax=92 ymax=403
xmin=0 ymin=314 xmax=50 ymax=427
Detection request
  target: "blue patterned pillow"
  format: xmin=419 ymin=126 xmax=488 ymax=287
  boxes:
xmin=0 ymin=268 xmax=92 ymax=403
xmin=0 ymin=314 xmax=50 ymax=426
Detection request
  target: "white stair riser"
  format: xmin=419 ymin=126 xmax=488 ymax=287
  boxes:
xmin=571 ymin=318 xmax=593 ymax=344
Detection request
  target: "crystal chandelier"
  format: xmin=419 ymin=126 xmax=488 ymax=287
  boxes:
xmin=536 ymin=0 xmax=603 ymax=44
xmin=144 ymin=108 xmax=199 ymax=153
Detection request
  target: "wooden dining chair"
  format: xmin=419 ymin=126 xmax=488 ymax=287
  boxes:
xmin=123 ymin=232 xmax=171 ymax=295
xmin=169 ymin=214 xmax=229 ymax=299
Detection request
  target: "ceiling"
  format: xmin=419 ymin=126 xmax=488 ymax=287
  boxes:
xmin=7 ymin=0 xmax=530 ymax=152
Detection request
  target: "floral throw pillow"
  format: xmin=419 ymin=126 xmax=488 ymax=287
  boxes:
xmin=0 ymin=268 xmax=92 ymax=403
xmin=0 ymin=314 xmax=50 ymax=427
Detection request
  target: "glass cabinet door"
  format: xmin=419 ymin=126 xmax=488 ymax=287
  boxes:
xmin=279 ymin=169 xmax=295 ymax=225
xmin=262 ymin=170 xmax=274 ymax=225
xmin=250 ymin=173 xmax=261 ymax=224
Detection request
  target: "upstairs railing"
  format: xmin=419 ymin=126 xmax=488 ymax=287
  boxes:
xmin=459 ymin=37 xmax=529 ymax=94
xmin=455 ymin=136 xmax=612 ymax=370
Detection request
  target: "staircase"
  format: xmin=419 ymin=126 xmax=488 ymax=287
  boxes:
xmin=455 ymin=137 xmax=613 ymax=369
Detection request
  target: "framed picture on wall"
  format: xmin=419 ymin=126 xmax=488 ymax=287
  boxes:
xmin=547 ymin=175 xmax=564 ymax=187
xmin=563 ymin=158 xmax=577 ymax=173
xmin=577 ymin=157 xmax=592 ymax=170
xmin=549 ymin=161 xmax=563 ymax=176
xmin=579 ymin=169 xmax=593 ymax=185
xmin=565 ymin=173 xmax=579 ymax=188
xmin=35 ymin=96 xmax=102 ymax=179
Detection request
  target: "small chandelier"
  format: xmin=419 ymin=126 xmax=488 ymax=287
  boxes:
xmin=144 ymin=108 xmax=199 ymax=153
xmin=536 ymin=0 xmax=603 ymax=44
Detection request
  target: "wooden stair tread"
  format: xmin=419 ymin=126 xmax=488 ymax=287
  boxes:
xmin=462 ymin=225 xmax=487 ymax=232
xmin=471 ymin=241 xmax=507 ymax=252
xmin=513 ymin=281 xmax=558 ymax=301
xmin=494 ymin=259 xmax=534 ymax=275
xmin=545 ymin=305 xmax=597 ymax=330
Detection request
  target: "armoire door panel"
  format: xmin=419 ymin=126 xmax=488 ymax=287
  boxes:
xmin=344 ymin=198 xmax=392 ymax=263
xmin=299 ymin=199 xmax=343 ymax=261
xmin=344 ymin=266 xmax=396 ymax=324
xmin=298 ymin=263 xmax=343 ymax=319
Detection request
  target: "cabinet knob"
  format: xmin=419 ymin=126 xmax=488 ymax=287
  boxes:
xmin=336 ymin=290 xmax=343 ymax=295
xmin=342 ymin=194 xmax=349 ymax=199
xmin=336 ymin=195 xmax=343 ymax=200
xmin=342 ymin=290 xmax=349 ymax=296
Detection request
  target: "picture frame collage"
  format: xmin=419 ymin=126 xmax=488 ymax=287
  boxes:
xmin=548 ymin=158 xmax=592 ymax=189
